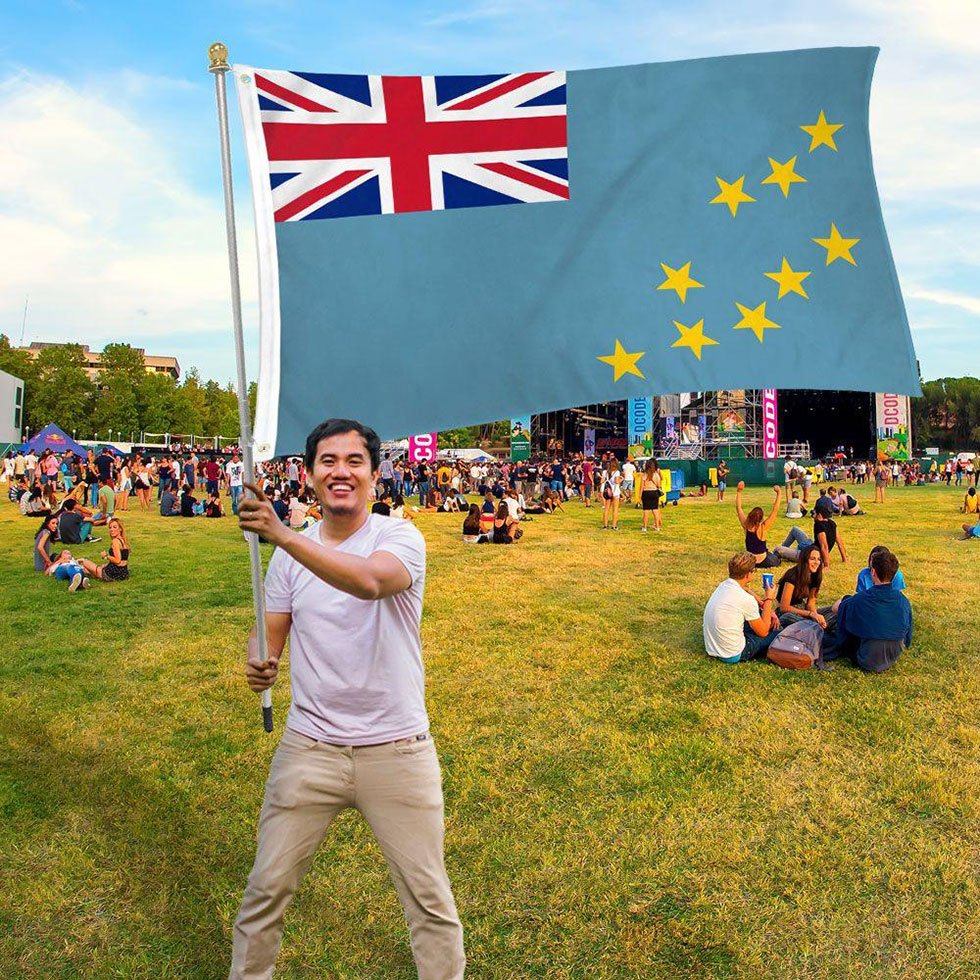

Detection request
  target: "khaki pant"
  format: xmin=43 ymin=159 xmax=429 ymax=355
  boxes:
xmin=229 ymin=728 xmax=465 ymax=980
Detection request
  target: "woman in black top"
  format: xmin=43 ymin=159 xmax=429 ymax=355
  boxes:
xmin=776 ymin=545 xmax=831 ymax=627
xmin=80 ymin=518 xmax=130 ymax=582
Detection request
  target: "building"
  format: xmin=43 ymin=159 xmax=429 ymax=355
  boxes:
xmin=0 ymin=368 xmax=25 ymax=446
xmin=15 ymin=342 xmax=180 ymax=382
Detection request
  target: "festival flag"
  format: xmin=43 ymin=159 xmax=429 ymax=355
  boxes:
xmin=234 ymin=48 xmax=919 ymax=457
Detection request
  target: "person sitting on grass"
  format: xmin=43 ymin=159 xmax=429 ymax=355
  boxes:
xmin=785 ymin=490 xmax=808 ymax=519
xmin=390 ymin=493 xmax=412 ymax=520
xmin=856 ymin=545 xmax=907 ymax=591
xmin=735 ymin=483 xmax=810 ymax=565
xmin=962 ymin=487 xmax=979 ymax=515
xmin=824 ymin=548 xmax=912 ymax=673
xmin=835 ymin=487 xmax=865 ymax=516
xmin=160 ymin=485 xmax=179 ymax=516
xmin=814 ymin=499 xmax=848 ymax=568
xmin=480 ymin=491 xmax=496 ymax=533
xmin=79 ymin=517 xmax=130 ymax=583
xmin=492 ymin=501 xmax=521 ymax=544
xmin=21 ymin=487 xmax=51 ymax=517
xmin=776 ymin=545 xmax=834 ymax=628
xmin=45 ymin=549 xmax=90 ymax=592
xmin=33 ymin=514 xmax=59 ymax=572
xmin=462 ymin=503 xmax=490 ymax=544
xmin=816 ymin=486 xmax=840 ymax=515
xmin=204 ymin=489 xmax=225 ymax=518
xmin=371 ymin=491 xmax=392 ymax=516
xmin=57 ymin=497 xmax=95 ymax=544
xmin=702 ymin=551 xmax=781 ymax=664
xmin=94 ymin=477 xmax=115 ymax=526
xmin=179 ymin=483 xmax=197 ymax=517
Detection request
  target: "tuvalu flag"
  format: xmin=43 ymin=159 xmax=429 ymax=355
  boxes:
xmin=234 ymin=47 xmax=919 ymax=457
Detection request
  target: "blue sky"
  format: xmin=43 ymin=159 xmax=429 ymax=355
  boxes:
xmin=1 ymin=0 xmax=977 ymax=386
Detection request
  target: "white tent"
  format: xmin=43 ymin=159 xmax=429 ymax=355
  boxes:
xmin=436 ymin=448 xmax=498 ymax=462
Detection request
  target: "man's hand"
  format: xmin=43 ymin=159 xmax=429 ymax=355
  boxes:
xmin=245 ymin=629 xmax=280 ymax=692
xmin=773 ymin=485 xmax=781 ymax=495
xmin=239 ymin=482 xmax=287 ymax=545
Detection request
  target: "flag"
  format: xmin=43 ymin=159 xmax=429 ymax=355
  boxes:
xmin=234 ymin=47 xmax=919 ymax=458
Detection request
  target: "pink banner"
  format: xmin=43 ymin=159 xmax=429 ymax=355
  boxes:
xmin=762 ymin=389 xmax=779 ymax=459
xmin=408 ymin=432 xmax=437 ymax=463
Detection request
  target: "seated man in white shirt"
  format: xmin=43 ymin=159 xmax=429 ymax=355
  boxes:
xmin=703 ymin=551 xmax=781 ymax=664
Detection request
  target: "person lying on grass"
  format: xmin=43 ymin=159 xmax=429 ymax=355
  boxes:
xmin=960 ymin=511 xmax=980 ymax=541
xmin=703 ymin=551 xmax=781 ymax=664
xmin=45 ymin=550 xmax=90 ymax=592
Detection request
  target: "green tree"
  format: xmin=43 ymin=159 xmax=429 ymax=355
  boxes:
xmin=91 ymin=343 xmax=147 ymax=436
xmin=30 ymin=344 xmax=95 ymax=436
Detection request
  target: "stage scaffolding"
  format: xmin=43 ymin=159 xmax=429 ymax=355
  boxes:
xmin=654 ymin=390 xmax=767 ymax=460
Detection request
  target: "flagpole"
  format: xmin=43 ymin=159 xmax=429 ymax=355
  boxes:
xmin=209 ymin=42 xmax=273 ymax=733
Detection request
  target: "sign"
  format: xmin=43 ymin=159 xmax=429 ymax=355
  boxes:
xmin=762 ymin=388 xmax=779 ymax=459
xmin=628 ymin=397 xmax=653 ymax=450
xmin=510 ymin=416 xmax=531 ymax=461
xmin=925 ymin=447 xmax=939 ymax=456
xmin=875 ymin=392 xmax=911 ymax=461
xmin=583 ymin=428 xmax=596 ymax=457
xmin=408 ymin=432 xmax=437 ymax=463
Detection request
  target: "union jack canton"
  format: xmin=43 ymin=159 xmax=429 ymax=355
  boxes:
xmin=245 ymin=69 xmax=569 ymax=221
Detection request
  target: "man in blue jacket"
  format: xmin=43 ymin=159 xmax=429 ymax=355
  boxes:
xmin=827 ymin=549 xmax=912 ymax=672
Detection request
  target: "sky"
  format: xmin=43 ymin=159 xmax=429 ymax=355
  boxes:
xmin=1 ymin=0 xmax=978 ymax=387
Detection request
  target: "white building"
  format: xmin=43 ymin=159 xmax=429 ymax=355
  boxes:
xmin=0 ymin=369 xmax=25 ymax=445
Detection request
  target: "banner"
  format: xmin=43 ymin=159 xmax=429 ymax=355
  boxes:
xmin=762 ymin=388 xmax=779 ymax=459
xmin=875 ymin=392 xmax=911 ymax=461
xmin=583 ymin=428 xmax=596 ymax=456
xmin=236 ymin=49 xmax=920 ymax=458
xmin=510 ymin=416 xmax=531 ymax=461
xmin=408 ymin=432 xmax=437 ymax=463
xmin=628 ymin=397 xmax=653 ymax=450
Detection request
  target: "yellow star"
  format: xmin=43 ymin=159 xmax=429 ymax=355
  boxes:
xmin=812 ymin=223 xmax=860 ymax=265
xmin=761 ymin=156 xmax=807 ymax=198
xmin=597 ymin=339 xmax=646 ymax=381
xmin=710 ymin=176 xmax=755 ymax=217
xmin=657 ymin=261 xmax=704 ymax=303
xmin=801 ymin=110 xmax=843 ymax=152
xmin=671 ymin=319 xmax=719 ymax=360
xmin=764 ymin=257 xmax=811 ymax=299
xmin=733 ymin=302 xmax=781 ymax=343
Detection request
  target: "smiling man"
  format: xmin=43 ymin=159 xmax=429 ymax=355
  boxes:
xmin=230 ymin=418 xmax=465 ymax=980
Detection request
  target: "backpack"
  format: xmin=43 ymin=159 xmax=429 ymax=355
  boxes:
xmin=767 ymin=619 xmax=825 ymax=670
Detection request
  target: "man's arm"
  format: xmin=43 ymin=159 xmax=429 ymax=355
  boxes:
xmin=245 ymin=613 xmax=292 ymax=692
xmin=816 ymin=530 xmax=831 ymax=568
xmin=836 ymin=527 xmax=848 ymax=563
xmin=239 ymin=484 xmax=413 ymax=600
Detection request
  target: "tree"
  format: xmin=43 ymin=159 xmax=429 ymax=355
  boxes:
xmin=91 ymin=343 xmax=147 ymax=436
xmin=29 ymin=344 xmax=96 ymax=435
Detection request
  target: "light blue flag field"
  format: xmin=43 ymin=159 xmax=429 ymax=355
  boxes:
xmin=234 ymin=47 xmax=919 ymax=456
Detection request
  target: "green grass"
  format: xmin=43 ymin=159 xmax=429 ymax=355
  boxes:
xmin=2 ymin=484 xmax=979 ymax=978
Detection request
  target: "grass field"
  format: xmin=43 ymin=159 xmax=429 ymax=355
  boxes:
xmin=2 ymin=483 xmax=979 ymax=979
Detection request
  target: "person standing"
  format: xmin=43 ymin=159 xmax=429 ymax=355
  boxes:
xmin=601 ymin=459 xmax=622 ymax=530
xmin=640 ymin=459 xmax=663 ymax=532
xmin=621 ymin=457 xmax=636 ymax=505
xmin=226 ymin=451 xmax=246 ymax=515
xmin=874 ymin=461 xmax=887 ymax=504
xmin=716 ymin=460 xmax=729 ymax=502
xmin=232 ymin=419 xmax=464 ymax=980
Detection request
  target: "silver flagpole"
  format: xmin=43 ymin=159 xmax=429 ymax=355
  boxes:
xmin=209 ymin=42 xmax=273 ymax=733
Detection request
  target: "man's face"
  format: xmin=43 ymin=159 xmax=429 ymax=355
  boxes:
xmin=309 ymin=431 xmax=377 ymax=516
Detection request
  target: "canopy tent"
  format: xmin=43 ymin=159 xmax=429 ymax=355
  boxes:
xmin=436 ymin=448 xmax=498 ymax=462
xmin=21 ymin=424 xmax=91 ymax=457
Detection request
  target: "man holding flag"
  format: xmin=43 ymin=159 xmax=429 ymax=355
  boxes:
xmin=230 ymin=418 xmax=465 ymax=980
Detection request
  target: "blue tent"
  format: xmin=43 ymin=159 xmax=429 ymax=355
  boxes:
xmin=22 ymin=424 xmax=91 ymax=457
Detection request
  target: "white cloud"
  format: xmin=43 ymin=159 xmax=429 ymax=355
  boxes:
xmin=906 ymin=287 xmax=980 ymax=318
xmin=0 ymin=70 xmax=257 ymax=360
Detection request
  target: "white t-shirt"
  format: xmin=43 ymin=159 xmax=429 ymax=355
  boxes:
xmin=226 ymin=460 xmax=245 ymax=487
xmin=622 ymin=461 xmax=636 ymax=483
xmin=264 ymin=514 xmax=428 ymax=744
xmin=784 ymin=460 xmax=795 ymax=480
xmin=703 ymin=578 xmax=761 ymax=659
xmin=503 ymin=495 xmax=520 ymax=520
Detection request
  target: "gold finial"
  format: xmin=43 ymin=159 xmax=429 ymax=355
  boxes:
xmin=208 ymin=42 xmax=230 ymax=73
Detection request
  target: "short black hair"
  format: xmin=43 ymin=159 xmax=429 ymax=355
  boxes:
xmin=64 ymin=498 xmax=76 ymax=511
xmin=304 ymin=418 xmax=381 ymax=472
